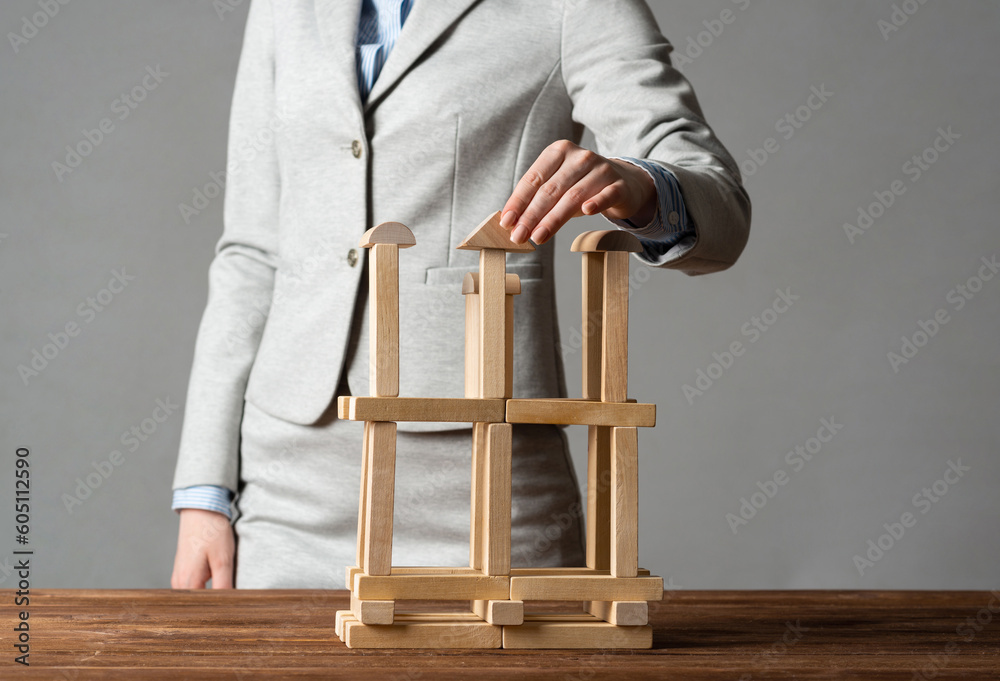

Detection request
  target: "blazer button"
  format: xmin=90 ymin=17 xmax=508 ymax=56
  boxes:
xmin=351 ymin=140 xmax=363 ymax=158
xmin=347 ymin=248 xmax=359 ymax=267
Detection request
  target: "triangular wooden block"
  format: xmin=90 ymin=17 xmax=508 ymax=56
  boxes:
xmin=457 ymin=211 xmax=535 ymax=252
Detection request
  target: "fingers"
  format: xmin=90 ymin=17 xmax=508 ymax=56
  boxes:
xmin=500 ymin=141 xmax=572 ymax=236
xmin=172 ymin=508 xmax=233 ymax=590
xmin=530 ymin=167 xmax=620 ymax=244
xmin=208 ymin=549 xmax=235 ymax=589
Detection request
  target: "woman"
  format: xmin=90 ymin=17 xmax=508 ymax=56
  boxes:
xmin=170 ymin=0 xmax=750 ymax=589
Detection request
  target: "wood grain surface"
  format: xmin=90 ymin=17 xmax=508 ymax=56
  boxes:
xmin=3 ymin=589 xmax=998 ymax=679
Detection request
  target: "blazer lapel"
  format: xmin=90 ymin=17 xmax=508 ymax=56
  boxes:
xmin=364 ymin=0 xmax=482 ymax=109
xmin=314 ymin=0 xmax=365 ymax=125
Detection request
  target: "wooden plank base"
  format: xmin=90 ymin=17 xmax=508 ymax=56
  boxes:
xmin=338 ymin=611 xmax=502 ymax=649
xmin=502 ymin=614 xmax=653 ymax=649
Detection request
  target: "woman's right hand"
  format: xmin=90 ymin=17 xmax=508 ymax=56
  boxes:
xmin=171 ymin=508 xmax=235 ymax=589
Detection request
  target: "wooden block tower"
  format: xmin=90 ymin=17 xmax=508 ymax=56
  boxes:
xmin=335 ymin=212 xmax=661 ymax=649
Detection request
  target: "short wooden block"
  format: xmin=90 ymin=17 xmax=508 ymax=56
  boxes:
xmin=363 ymin=421 xmax=397 ymax=576
xmin=341 ymin=612 xmax=502 ymax=649
xmin=585 ymin=600 xmax=648 ymax=626
xmin=508 ymin=575 xmax=663 ymax=602
xmin=353 ymin=573 xmax=510 ymax=601
xmin=338 ymin=396 xmax=506 ymax=423
xmin=611 ymin=426 xmax=638 ymax=578
xmin=472 ymin=599 xmax=524 ymax=625
xmin=505 ymin=399 xmax=655 ymax=427
xmin=502 ymin=614 xmax=652 ymax=649
xmin=351 ymin=592 xmax=395 ymax=625
xmin=335 ymin=609 xmax=348 ymax=639
xmin=483 ymin=423 xmax=512 ymax=576
xmin=462 ymin=272 xmax=521 ymax=295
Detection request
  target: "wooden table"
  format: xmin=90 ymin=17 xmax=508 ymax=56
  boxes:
xmin=3 ymin=589 xmax=998 ymax=679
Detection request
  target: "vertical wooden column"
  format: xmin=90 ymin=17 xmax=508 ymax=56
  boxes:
xmin=572 ymin=230 xmax=642 ymax=577
xmin=355 ymin=222 xmax=415 ymax=578
xmin=479 ymin=249 xmax=507 ymax=398
xmin=610 ymin=426 xmax=638 ymax=578
xmin=482 ymin=422 xmax=512 ymax=576
xmin=363 ymin=421 xmax=397 ymax=576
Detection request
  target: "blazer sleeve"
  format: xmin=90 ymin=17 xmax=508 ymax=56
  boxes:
xmin=561 ymin=0 xmax=751 ymax=275
xmin=172 ymin=0 xmax=280 ymax=493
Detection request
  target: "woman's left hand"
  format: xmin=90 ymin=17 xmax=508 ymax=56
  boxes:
xmin=500 ymin=140 xmax=656 ymax=245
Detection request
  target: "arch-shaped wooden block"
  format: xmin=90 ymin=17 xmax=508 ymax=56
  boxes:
xmin=359 ymin=221 xmax=417 ymax=248
xmin=570 ymin=230 xmax=642 ymax=253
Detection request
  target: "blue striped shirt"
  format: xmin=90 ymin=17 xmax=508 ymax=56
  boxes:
xmin=172 ymin=2 xmax=695 ymax=520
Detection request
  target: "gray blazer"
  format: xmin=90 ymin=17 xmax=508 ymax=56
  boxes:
xmin=172 ymin=0 xmax=751 ymax=493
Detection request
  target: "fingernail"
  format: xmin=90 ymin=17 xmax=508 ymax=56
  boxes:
xmin=533 ymin=227 xmax=550 ymax=244
xmin=499 ymin=211 xmax=516 ymax=229
xmin=510 ymin=225 xmax=527 ymax=243
xmin=582 ymin=201 xmax=596 ymax=215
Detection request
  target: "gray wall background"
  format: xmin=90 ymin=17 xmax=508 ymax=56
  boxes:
xmin=1 ymin=1 xmax=996 ymax=589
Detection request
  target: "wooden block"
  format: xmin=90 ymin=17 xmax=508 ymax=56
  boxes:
xmin=581 ymin=251 xmax=604 ymax=400
xmin=570 ymin=229 xmax=643 ymax=253
xmin=335 ymin=609 xmax=348 ymax=639
xmin=505 ymin=399 xmax=655 ymax=427
xmin=469 ymin=422 xmax=487 ymax=570
xmin=355 ymin=423 xmax=372 ymax=571
xmin=457 ymin=210 xmax=536 ymax=252
xmin=585 ymin=600 xmax=648 ymax=626
xmin=338 ymin=396 xmax=506 ymax=423
xmin=508 ymin=567 xmax=650 ymax=577
xmin=341 ymin=612 xmax=502 ymax=649
xmin=483 ymin=423 xmax=512 ymax=576
xmin=359 ymin=221 xmax=416 ymax=248
xmin=368 ymin=243 xmax=399 ymax=397
xmin=362 ymin=422 xmax=396 ymax=576
xmin=611 ymin=426 xmax=638 ymax=578
xmin=351 ymin=592 xmax=395 ymax=625
xmin=586 ymin=425 xmax=611 ymax=571
xmin=502 ymin=615 xmax=652 ymax=649
xmin=505 ymin=294 xmax=514 ymax=398
xmin=479 ymin=249 xmax=507 ymax=398
xmin=602 ymin=251 xmax=630 ymax=402
xmin=509 ymin=575 xmax=662 ymax=602
xmin=462 ymin=272 xmax=521 ymax=295
xmin=464 ymin=291 xmax=480 ymax=398
xmin=472 ymin=599 xmax=524 ymax=625
xmin=353 ymin=573 xmax=510 ymax=601
xmin=346 ymin=565 xmax=361 ymax=590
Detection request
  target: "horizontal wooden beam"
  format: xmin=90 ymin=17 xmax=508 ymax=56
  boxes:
xmin=338 ymin=396 xmax=506 ymax=423
xmin=353 ymin=573 xmax=510 ymax=601
xmin=585 ymin=600 xmax=648 ymax=626
xmin=505 ymin=399 xmax=655 ymax=427
xmin=502 ymin=614 xmax=652 ymax=649
xmin=340 ymin=612 xmax=501 ymax=649
xmin=509 ymin=575 xmax=663 ymax=602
